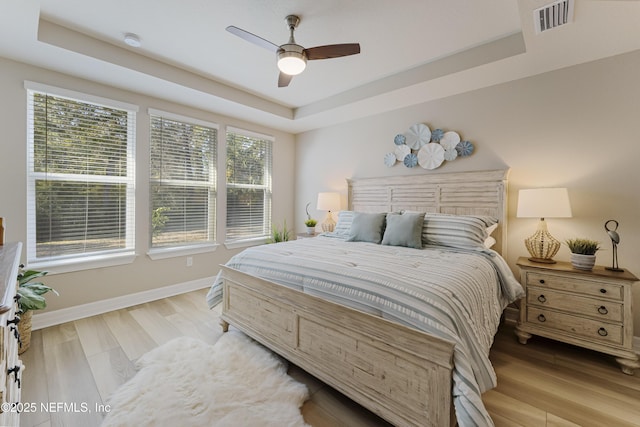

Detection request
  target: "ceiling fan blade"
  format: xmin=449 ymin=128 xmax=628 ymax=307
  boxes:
xmin=226 ymin=26 xmax=280 ymax=53
xmin=278 ymin=72 xmax=293 ymax=88
xmin=305 ymin=43 xmax=360 ymax=60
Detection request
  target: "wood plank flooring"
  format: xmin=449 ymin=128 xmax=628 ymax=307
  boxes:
xmin=20 ymin=288 xmax=640 ymax=427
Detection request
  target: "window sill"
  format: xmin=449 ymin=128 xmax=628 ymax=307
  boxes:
xmin=224 ymin=237 xmax=269 ymax=250
xmin=147 ymin=243 xmax=219 ymax=260
xmin=28 ymin=252 xmax=137 ymax=275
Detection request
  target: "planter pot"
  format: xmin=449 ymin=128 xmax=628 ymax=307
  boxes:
xmin=18 ymin=310 xmax=33 ymax=354
xmin=305 ymin=227 xmax=316 ymax=235
xmin=571 ymin=253 xmax=596 ymax=271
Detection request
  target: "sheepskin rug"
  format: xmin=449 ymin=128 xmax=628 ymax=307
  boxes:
xmin=101 ymin=331 xmax=310 ymax=427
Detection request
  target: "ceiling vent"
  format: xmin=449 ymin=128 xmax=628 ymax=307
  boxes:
xmin=534 ymin=0 xmax=574 ymax=34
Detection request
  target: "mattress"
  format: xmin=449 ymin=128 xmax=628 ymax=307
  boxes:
xmin=207 ymin=236 xmax=524 ymax=426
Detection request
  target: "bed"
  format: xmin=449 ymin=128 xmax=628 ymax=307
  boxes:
xmin=207 ymin=169 xmax=524 ymax=426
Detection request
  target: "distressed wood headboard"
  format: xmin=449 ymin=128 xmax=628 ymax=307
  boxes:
xmin=347 ymin=169 xmax=510 ymax=255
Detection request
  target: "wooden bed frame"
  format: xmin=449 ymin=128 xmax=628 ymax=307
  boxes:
xmin=219 ymin=169 xmax=509 ymax=426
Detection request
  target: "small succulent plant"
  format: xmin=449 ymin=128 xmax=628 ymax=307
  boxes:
xmin=565 ymin=238 xmax=600 ymax=255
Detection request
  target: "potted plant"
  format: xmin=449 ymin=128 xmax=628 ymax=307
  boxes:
xmin=268 ymin=220 xmax=292 ymax=243
xmin=304 ymin=218 xmax=317 ymax=235
xmin=16 ymin=268 xmax=58 ymax=353
xmin=304 ymin=202 xmax=317 ymax=235
xmin=566 ymin=238 xmax=600 ymax=270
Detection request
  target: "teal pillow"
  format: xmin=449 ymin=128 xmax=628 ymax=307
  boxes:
xmin=346 ymin=212 xmax=387 ymax=244
xmin=382 ymin=212 xmax=425 ymax=249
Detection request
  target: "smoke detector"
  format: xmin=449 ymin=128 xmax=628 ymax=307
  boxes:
xmin=534 ymin=0 xmax=574 ymax=34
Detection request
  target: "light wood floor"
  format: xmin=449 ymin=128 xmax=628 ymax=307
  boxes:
xmin=20 ymin=288 xmax=640 ymax=427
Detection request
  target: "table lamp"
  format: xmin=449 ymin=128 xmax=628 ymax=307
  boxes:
xmin=517 ymin=188 xmax=572 ymax=263
xmin=317 ymin=192 xmax=340 ymax=232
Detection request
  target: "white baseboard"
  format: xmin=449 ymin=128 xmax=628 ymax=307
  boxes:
xmin=31 ymin=276 xmax=216 ymax=331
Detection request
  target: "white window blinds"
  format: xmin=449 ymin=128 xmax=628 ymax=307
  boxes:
xmin=25 ymin=82 xmax=136 ymax=264
xmin=226 ymin=128 xmax=273 ymax=242
xmin=149 ymin=111 xmax=218 ymax=248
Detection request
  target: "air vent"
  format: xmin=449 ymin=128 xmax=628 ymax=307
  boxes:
xmin=534 ymin=0 xmax=574 ymax=33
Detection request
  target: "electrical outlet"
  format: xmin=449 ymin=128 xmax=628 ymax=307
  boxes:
xmin=186 ymin=256 xmax=193 ymax=267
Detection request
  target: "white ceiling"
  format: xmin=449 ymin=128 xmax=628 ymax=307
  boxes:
xmin=1 ymin=0 xmax=639 ymax=133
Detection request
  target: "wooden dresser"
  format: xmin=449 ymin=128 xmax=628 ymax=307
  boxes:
xmin=0 ymin=243 xmax=23 ymax=425
xmin=515 ymin=257 xmax=639 ymax=375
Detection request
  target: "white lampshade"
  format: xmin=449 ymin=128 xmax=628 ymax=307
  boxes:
xmin=317 ymin=192 xmax=340 ymax=232
xmin=517 ymin=188 xmax=572 ymax=264
xmin=316 ymin=192 xmax=340 ymax=212
xmin=517 ymin=188 xmax=572 ymax=219
xmin=277 ymin=50 xmax=307 ymax=75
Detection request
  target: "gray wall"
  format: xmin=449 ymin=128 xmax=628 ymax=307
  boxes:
xmin=0 ymin=57 xmax=296 ymax=313
xmin=295 ymin=49 xmax=640 ymax=331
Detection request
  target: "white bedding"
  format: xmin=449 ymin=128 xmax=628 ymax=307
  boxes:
xmin=207 ymin=236 xmax=524 ymax=426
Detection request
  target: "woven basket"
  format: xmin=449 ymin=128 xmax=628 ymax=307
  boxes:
xmin=18 ymin=310 xmax=33 ymax=354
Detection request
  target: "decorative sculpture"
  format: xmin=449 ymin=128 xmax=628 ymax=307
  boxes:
xmin=604 ymin=219 xmax=624 ymax=272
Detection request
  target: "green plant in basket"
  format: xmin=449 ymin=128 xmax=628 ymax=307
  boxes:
xmin=565 ymin=238 xmax=600 ymax=255
xmin=16 ymin=268 xmax=58 ymax=353
xmin=17 ymin=269 xmax=58 ymax=314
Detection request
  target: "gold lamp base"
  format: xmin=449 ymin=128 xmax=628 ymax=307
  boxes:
xmin=321 ymin=211 xmax=336 ymax=232
xmin=524 ymin=219 xmax=560 ymax=264
xmin=527 ymin=256 xmax=557 ymax=264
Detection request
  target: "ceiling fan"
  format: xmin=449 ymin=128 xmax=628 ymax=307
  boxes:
xmin=226 ymin=15 xmax=361 ymax=87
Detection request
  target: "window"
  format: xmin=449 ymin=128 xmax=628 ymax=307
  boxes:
xmin=226 ymin=127 xmax=273 ymax=242
xmin=25 ymin=82 xmax=136 ymax=266
xmin=149 ymin=110 xmax=217 ymax=249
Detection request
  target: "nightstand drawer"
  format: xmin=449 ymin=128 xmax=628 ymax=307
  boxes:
xmin=526 ymin=272 xmax=623 ymax=301
xmin=526 ymin=307 xmax=623 ymax=345
xmin=527 ymin=286 xmax=623 ymax=322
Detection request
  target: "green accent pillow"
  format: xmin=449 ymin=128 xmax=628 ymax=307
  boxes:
xmin=346 ymin=212 xmax=387 ymax=244
xmin=382 ymin=212 xmax=425 ymax=249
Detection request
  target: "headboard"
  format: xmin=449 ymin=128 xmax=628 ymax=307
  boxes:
xmin=347 ymin=169 xmax=510 ymax=255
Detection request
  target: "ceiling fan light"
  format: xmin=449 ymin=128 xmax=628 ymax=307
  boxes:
xmin=277 ymin=51 xmax=307 ymax=75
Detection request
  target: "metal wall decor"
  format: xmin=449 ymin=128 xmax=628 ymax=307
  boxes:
xmin=604 ymin=219 xmax=624 ymax=271
xmin=385 ymin=123 xmax=474 ymax=169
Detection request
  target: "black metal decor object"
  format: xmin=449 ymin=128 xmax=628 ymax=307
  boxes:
xmin=604 ymin=219 xmax=624 ymax=272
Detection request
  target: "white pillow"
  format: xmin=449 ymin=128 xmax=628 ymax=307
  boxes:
xmin=484 ymin=236 xmax=497 ymax=249
xmin=332 ymin=210 xmax=354 ymax=237
xmin=421 ymin=213 xmax=497 ymax=250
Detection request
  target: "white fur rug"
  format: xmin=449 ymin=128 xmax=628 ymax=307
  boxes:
xmin=101 ymin=331 xmax=310 ymax=427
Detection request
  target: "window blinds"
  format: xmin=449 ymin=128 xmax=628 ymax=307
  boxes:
xmin=225 ymin=128 xmax=273 ymax=241
xmin=25 ymin=83 xmax=136 ymax=263
xmin=149 ymin=111 xmax=217 ymax=248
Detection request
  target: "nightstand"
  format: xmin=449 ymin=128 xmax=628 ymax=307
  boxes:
xmin=515 ymin=257 xmax=639 ymax=375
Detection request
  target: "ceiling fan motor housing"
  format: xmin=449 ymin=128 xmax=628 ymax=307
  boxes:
xmin=277 ymin=44 xmax=307 ymax=75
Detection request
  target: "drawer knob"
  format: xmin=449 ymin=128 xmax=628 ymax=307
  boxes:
xmin=537 ymin=314 xmax=546 ymax=322
xmin=537 ymin=295 xmax=547 ymax=303
xmin=600 ymin=288 xmax=607 ymax=294
xmin=598 ymin=327 xmax=608 ymax=337
xmin=539 ymin=279 xmax=545 ymax=284
xmin=598 ymin=306 xmax=609 ymax=315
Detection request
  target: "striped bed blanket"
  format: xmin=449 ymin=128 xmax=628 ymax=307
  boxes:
xmin=207 ymin=237 xmax=524 ymax=426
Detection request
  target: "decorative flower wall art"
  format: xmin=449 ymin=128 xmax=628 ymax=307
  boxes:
xmin=385 ymin=123 xmax=474 ymax=169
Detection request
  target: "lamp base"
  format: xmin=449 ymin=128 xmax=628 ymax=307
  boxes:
xmin=321 ymin=212 xmax=336 ymax=233
xmin=528 ymin=257 xmax=557 ymax=264
xmin=524 ymin=219 xmax=561 ymax=264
